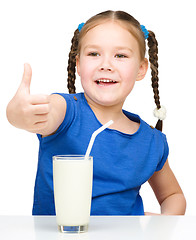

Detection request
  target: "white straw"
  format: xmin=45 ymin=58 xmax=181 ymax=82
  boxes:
xmin=85 ymin=120 xmax=113 ymax=160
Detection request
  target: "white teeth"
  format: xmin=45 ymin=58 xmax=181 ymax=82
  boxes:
xmin=97 ymin=79 xmax=116 ymax=83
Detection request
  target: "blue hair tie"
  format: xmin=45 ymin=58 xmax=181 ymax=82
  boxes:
xmin=140 ymin=25 xmax=149 ymax=40
xmin=78 ymin=22 xmax=85 ymax=32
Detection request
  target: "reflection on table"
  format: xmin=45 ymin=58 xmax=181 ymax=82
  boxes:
xmin=1 ymin=215 xmax=196 ymax=240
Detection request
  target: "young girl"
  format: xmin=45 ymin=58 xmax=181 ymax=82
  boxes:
xmin=6 ymin=10 xmax=186 ymax=215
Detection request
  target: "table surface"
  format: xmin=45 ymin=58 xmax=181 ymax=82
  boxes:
xmin=1 ymin=215 xmax=196 ymax=240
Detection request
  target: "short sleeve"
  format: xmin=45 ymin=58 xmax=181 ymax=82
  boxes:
xmin=53 ymin=93 xmax=75 ymax=135
xmin=37 ymin=93 xmax=75 ymax=142
xmin=156 ymin=133 xmax=169 ymax=171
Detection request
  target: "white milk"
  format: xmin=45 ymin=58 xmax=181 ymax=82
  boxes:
xmin=53 ymin=156 xmax=93 ymax=227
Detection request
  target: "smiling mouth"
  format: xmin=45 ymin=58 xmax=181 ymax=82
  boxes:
xmin=95 ymin=79 xmax=117 ymax=86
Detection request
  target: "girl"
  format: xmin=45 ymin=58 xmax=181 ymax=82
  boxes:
xmin=6 ymin=10 xmax=186 ymax=215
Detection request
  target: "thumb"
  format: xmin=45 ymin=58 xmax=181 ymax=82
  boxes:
xmin=19 ymin=63 xmax=32 ymax=94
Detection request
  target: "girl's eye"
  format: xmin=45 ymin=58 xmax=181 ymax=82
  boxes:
xmin=88 ymin=52 xmax=100 ymax=57
xmin=115 ymin=54 xmax=127 ymax=58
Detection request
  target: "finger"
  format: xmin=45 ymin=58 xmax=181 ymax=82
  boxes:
xmin=29 ymin=121 xmax=48 ymax=133
xmin=19 ymin=63 xmax=32 ymax=94
xmin=30 ymin=94 xmax=50 ymax=105
xmin=32 ymin=104 xmax=50 ymax=115
xmin=33 ymin=113 xmax=49 ymax=123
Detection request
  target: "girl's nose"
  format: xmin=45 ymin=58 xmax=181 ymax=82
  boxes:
xmin=99 ymin=57 xmax=113 ymax=72
xmin=100 ymin=66 xmax=112 ymax=71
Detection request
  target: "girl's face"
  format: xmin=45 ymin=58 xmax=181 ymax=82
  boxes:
xmin=76 ymin=21 xmax=148 ymax=108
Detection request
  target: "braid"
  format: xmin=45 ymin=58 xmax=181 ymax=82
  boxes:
xmin=67 ymin=29 xmax=79 ymax=94
xmin=147 ymin=30 xmax=163 ymax=132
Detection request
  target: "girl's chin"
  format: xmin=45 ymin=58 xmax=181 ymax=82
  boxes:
xmin=84 ymin=92 xmax=123 ymax=108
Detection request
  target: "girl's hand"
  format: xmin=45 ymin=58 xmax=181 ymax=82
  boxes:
xmin=6 ymin=63 xmax=51 ymax=133
xmin=145 ymin=212 xmax=160 ymax=216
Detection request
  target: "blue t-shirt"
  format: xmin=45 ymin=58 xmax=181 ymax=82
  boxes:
xmin=33 ymin=93 xmax=169 ymax=216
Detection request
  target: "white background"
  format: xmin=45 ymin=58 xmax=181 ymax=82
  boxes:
xmin=0 ymin=0 xmax=195 ymax=215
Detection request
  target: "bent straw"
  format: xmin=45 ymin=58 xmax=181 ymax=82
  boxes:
xmin=85 ymin=120 xmax=113 ymax=160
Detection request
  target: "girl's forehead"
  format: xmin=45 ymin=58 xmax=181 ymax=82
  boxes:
xmin=86 ymin=20 xmax=130 ymax=35
xmin=81 ymin=21 xmax=138 ymax=47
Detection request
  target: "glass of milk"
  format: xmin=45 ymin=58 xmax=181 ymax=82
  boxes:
xmin=53 ymin=155 xmax=93 ymax=233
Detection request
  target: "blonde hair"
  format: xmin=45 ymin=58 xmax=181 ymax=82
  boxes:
xmin=67 ymin=10 xmax=163 ymax=131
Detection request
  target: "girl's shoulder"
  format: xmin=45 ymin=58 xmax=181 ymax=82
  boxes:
xmin=123 ymin=109 xmax=167 ymax=141
xmin=54 ymin=92 xmax=83 ymax=102
xmin=141 ymin=116 xmax=167 ymax=142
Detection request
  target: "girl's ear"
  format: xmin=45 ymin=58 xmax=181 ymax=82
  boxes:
xmin=136 ymin=58 xmax=148 ymax=81
xmin=76 ymin=55 xmax=80 ymax=76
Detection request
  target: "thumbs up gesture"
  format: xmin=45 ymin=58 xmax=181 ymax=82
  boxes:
xmin=6 ymin=63 xmax=50 ymax=133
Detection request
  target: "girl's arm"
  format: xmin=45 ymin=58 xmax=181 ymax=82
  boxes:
xmin=146 ymin=159 xmax=186 ymax=215
xmin=6 ymin=63 xmax=66 ymax=137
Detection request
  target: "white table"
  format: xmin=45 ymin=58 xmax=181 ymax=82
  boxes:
xmin=0 ymin=215 xmax=196 ymax=240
